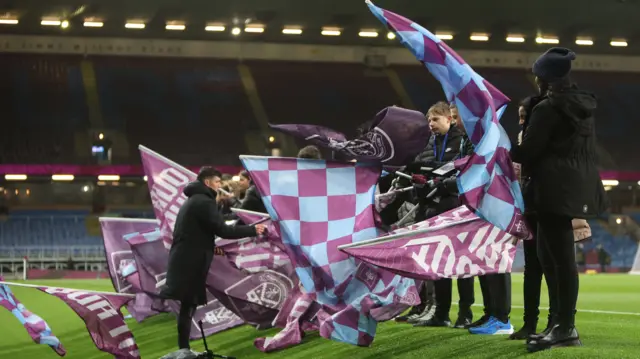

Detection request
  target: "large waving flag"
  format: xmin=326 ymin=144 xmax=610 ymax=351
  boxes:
xmin=139 ymin=145 xmax=196 ymax=249
xmin=99 ymin=217 xmax=162 ymax=322
xmin=271 ymin=106 xmax=429 ymax=167
xmin=0 ymin=279 xmax=66 ymax=356
xmin=367 ymin=1 xmax=529 ymax=238
xmin=241 ymin=156 xmax=419 ymax=348
xmin=339 ymin=206 xmax=517 ymax=280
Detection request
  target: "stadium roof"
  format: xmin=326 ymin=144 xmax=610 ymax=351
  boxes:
xmin=2 ymin=0 xmax=640 ymax=54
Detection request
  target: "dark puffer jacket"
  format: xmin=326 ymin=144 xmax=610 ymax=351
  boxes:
xmin=510 ymin=86 xmax=608 ymax=218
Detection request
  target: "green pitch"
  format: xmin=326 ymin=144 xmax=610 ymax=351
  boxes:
xmin=1 ymin=274 xmax=639 ymax=359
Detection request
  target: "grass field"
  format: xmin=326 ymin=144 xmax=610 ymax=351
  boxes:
xmin=1 ymin=274 xmax=639 ymax=359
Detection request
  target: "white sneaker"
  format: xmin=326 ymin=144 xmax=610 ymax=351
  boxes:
xmin=160 ymin=348 xmax=199 ymax=359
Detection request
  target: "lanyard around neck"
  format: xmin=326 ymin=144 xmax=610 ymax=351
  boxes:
xmin=433 ymin=132 xmax=449 ymax=162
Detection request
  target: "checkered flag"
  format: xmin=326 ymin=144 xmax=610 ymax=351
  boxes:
xmin=241 ymin=156 xmax=419 ymax=347
xmin=367 ymin=1 xmax=530 ymax=239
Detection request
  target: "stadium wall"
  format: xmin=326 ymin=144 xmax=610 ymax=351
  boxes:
xmin=2 ymin=34 xmax=640 ymax=73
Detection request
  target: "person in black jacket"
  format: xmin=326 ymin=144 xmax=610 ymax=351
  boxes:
xmin=407 ymin=101 xmax=475 ymax=329
xmin=160 ymin=167 xmax=265 ymax=357
xmin=509 ymin=95 xmax=558 ymax=341
xmin=510 ymin=47 xmax=608 ymax=352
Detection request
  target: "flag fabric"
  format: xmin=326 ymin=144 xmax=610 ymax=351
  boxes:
xmin=139 ymin=145 xmax=196 ymax=250
xmin=241 ymin=156 xmax=419 ymax=348
xmin=0 ymin=280 xmax=66 ymax=356
xmin=339 ymin=206 xmax=517 ymax=280
xmin=367 ymin=1 xmax=529 ymax=239
xmin=270 ymin=106 xmax=429 ymax=167
xmin=99 ymin=217 xmax=161 ymax=322
xmin=38 ymin=286 xmax=140 ymax=359
xmin=254 ymin=286 xmax=321 ymax=352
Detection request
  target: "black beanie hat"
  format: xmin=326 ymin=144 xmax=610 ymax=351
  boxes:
xmin=532 ymin=47 xmax=576 ymax=82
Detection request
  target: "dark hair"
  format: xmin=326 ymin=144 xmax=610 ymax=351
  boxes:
xmin=239 ymin=170 xmax=250 ymax=180
xmin=536 ymin=76 xmax=572 ymax=96
xmin=197 ymin=166 xmax=221 ymax=182
xmin=297 ymin=145 xmax=322 ymax=159
xmin=221 ymin=173 xmax=233 ymax=181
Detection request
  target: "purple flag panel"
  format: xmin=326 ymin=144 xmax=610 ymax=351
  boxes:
xmin=38 ymin=287 xmax=140 ymax=359
xmin=216 ymin=232 xmax=294 ymax=277
xmin=254 ymin=286 xmax=321 ymax=352
xmin=127 ymin=232 xmax=244 ymax=337
xmin=99 ymin=217 xmax=161 ymax=322
xmin=139 ymin=145 xmax=197 ymax=249
xmin=367 ymin=1 xmax=529 ymax=239
xmin=339 ymin=206 xmax=517 ymax=280
xmin=241 ymin=156 xmax=419 ymax=348
xmin=0 ymin=280 xmax=66 ymax=356
xmin=270 ymin=106 xmax=429 ymax=167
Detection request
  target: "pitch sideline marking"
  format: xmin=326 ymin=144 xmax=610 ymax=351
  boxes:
xmin=452 ymin=303 xmax=640 ymax=317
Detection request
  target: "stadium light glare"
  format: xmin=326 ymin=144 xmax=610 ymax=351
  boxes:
xmin=231 ymin=27 xmax=241 ymax=36
xmin=611 ymin=39 xmax=628 ymax=47
xmin=435 ymin=33 xmax=453 ymax=40
xmin=359 ymin=30 xmax=379 ymax=38
xmin=83 ymin=21 xmax=103 ymax=28
xmin=387 ymin=32 xmax=396 ymax=40
xmin=5 ymin=174 xmax=27 ymax=181
xmin=536 ymin=36 xmax=559 ymax=44
xmin=232 ymin=175 xmax=240 ymax=181
xmin=61 ymin=20 xmax=69 ymax=29
xmin=282 ymin=27 xmax=303 ymax=35
xmin=52 ymin=174 xmax=75 ymax=181
xmin=321 ymin=27 xmax=341 ymax=36
xmin=506 ymin=35 xmax=525 ymax=43
xmin=470 ymin=33 xmax=489 ymax=41
xmin=602 ymin=179 xmax=619 ymax=186
xmin=616 ymin=218 xmax=623 ymax=225
xmin=575 ymin=38 xmax=593 ymax=46
xmin=41 ymin=19 xmax=62 ymax=26
xmin=82 ymin=185 xmax=90 ymax=192
xmin=0 ymin=18 xmax=18 ymax=25
xmin=98 ymin=175 xmax=120 ymax=181
xmin=125 ymin=22 xmax=145 ymax=29
xmin=143 ymin=175 xmax=148 ymax=182
xmin=245 ymin=25 xmax=265 ymax=33
xmin=205 ymin=24 xmax=225 ymax=32
xmin=165 ymin=23 xmax=185 ymax=31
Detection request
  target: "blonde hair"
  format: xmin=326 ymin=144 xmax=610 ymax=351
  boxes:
xmin=427 ymin=101 xmax=451 ymax=118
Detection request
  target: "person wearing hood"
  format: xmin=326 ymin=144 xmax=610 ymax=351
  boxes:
xmin=510 ymin=47 xmax=608 ymax=352
xmin=160 ymin=167 xmax=265 ymax=358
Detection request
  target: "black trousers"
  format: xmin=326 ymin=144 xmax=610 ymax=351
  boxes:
xmin=522 ymin=213 xmax=554 ymax=325
xmin=417 ymin=280 xmax=436 ymax=311
xmin=536 ymin=212 xmax=578 ymax=327
xmin=178 ymin=301 xmax=196 ymax=349
xmin=434 ymin=277 xmax=475 ymax=320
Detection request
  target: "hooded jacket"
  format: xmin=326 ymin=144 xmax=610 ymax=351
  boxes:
xmin=160 ymin=180 xmax=257 ymax=306
xmin=510 ymin=86 xmax=608 ymax=218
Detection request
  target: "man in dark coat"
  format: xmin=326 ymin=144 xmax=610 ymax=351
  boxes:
xmin=510 ymin=47 xmax=607 ymax=353
xmin=161 ymin=167 xmax=265 ymax=357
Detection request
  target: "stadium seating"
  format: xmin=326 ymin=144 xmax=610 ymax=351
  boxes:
xmin=583 ymin=220 xmax=638 ymax=268
xmin=1 ymin=54 xmax=639 ymax=169
xmin=0 ymin=210 xmax=101 ymax=247
xmin=0 ymin=54 xmax=89 ymax=164
xmin=250 ymin=60 xmax=401 ymax=138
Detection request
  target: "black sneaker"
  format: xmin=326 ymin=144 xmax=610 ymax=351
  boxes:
xmin=413 ymin=316 xmax=451 ymax=327
xmin=453 ymin=316 xmax=472 ymax=329
xmin=510 ymin=323 xmax=537 ymax=340
xmin=395 ymin=306 xmax=423 ymax=322
xmin=464 ymin=315 xmax=490 ymax=329
xmin=407 ymin=305 xmax=434 ymax=324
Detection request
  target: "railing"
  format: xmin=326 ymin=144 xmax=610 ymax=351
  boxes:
xmin=0 ymin=246 xmax=106 ymax=261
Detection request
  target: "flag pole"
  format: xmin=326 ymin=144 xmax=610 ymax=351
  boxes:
xmin=230 ymin=208 xmax=271 ymax=218
xmin=0 ymin=281 xmax=136 ymax=298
